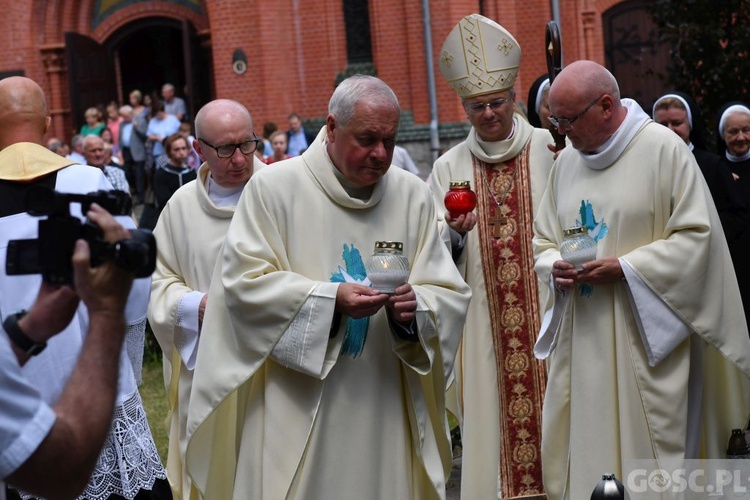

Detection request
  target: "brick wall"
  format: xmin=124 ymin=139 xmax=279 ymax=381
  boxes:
xmin=0 ymin=0 xmax=626 ymax=162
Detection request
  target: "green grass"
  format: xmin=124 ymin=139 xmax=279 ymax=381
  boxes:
xmin=140 ymin=357 xmax=170 ymax=465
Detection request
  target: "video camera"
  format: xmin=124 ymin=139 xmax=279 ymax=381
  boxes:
xmin=6 ymin=186 xmax=156 ymax=284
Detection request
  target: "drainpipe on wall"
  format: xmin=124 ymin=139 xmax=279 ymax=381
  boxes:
xmin=422 ymin=0 xmax=441 ymax=164
xmin=550 ymin=0 xmax=561 ymax=31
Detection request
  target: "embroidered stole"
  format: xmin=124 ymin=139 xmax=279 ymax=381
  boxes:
xmin=472 ymin=146 xmax=547 ymax=498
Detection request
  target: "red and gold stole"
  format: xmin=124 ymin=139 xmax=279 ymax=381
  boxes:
xmin=473 ymin=145 xmax=547 ymax=499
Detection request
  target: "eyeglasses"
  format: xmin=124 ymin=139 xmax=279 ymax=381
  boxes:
xmin=549 ymin=95 xmax=605 ymax=131
xmin=464 ymin=96 xmax=513 ymax=115
xmin=198 ymin=133 xmax=261 ymax=158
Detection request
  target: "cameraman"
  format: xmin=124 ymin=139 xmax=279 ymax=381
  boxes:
xmin=1 ymin=205 xmax=134 ymax=499
xmin=0 ymin=76 xmax=169 ymax=498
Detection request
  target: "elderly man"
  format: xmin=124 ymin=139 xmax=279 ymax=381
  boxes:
xmin=46 ymin=136 xmax=69 ymax=157
xmin=162 ymin=83 xmax=187 ymax=121
xmin=148 ymin=99 xmax=263 ymax=499
xmin=185 ymin=75 xmax=471 ymax=499
xmin=0 ymin=76 xmax=169 ymax=499
xmin=533 ymin=60 xmax=750 ymax=499
xmin=66 ymin=133 xmax=86 ymax=164
xmin=83 ymin=134 xmax=130 ymax=193
xmin=428 ymin=14 xmax=554 ymax=499
xmin=285 ymin=112 xmax=315 ymax=156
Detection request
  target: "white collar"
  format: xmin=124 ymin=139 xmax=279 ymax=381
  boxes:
xmin=726 ymin=150 xmax=750 ymax=163
xmin=578 ymin=99 xmax=650 ymax=170
xmin=207 ymin=174 xmax=244 ymax=207
xmin=475 ymin=121 xmax=516 ymax=155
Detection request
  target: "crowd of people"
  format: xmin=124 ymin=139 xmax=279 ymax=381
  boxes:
xmin=3 ymin=11 xmax=750 ymax=500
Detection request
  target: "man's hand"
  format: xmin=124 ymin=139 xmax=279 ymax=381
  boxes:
xmin=386 ymin=283 xmax=417 ymax=325
xmin=73 ymin=204 xmax=134 ymax=317
xmin=552 ymin=260 xmax=577 ymax=291
xmin=198 ymin=294 xmax=208 ymax=330
xmin=546 ymin=142 xmax=565 ymax=160
xmin=577 ymin=257 xmax=623 ymax=285
xmin=335 ymin=282 xmax=389 ymax=319
xmin=552 ymin=257 xmax=623 ymax=290
xmin=445 ymin=211 xmax=477 ymax=234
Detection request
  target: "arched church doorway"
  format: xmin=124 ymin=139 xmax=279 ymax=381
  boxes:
xmin=66 ymin=17 xmax=212 ymax=131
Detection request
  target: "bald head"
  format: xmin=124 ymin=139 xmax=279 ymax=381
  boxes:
xmin=194 ymin=99 xmax=253 ymax=141
xmin=548 ymin=60 xmax=626 ymax=151
xmin=193 ymin=99 xmax=256 ymax=188
xmin=551 ymin=61 xmax=619 ymax=103
xmin=0 ymin=76 xmax=50 ymax=150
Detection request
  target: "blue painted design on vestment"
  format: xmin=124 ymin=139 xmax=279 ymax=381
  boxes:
xmin=575 ymin=200 xmax=608 ymax=297
xmin=576 ymin=200 xmax=608 ymax=243
xmin=330 ymin=244 xmax=370 ymax=358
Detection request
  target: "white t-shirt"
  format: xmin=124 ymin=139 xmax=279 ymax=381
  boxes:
xmin=0 ymin=335 xmax=56 ymax=483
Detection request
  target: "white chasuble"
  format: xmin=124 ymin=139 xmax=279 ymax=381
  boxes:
xmin=185 ymin=128 xmax=471 ymax=499
xmin=533 ymin=117 xmax=750 ymax=500
xmin=148 ymin=162 xmax=239 ymax=499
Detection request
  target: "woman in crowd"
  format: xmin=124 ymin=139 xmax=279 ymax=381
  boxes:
xmin=525 ymin=74 xmax=552 ymax=129
xmin=718 ymin=103 xmax=750 ymax=194
xmin=262 ymin=121 xmax=278 ymax=157
xmin=265 ymin=130 xmax=291 ymax=164
xmin=153 ymin=133 xmax=197 ymax=213
xmin=79 ymin=106 xmax=105 ymax=136
xmin=714 ymin=100 xmax=750 ymax=329
xmin=106 ymin=100 xmax=123 ymax=146
xmin=653 ymin=92 xmax=745 ymax=227
xmin=178 ymin=121 xmax=201 ymax=170
xmin=100 ymin=127 xmax=122 ymax=166
xmin=129 ymin=89 xmax=150 ymax=122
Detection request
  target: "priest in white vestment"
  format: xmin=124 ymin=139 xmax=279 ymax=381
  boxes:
xmin=533 ymin=60 xmax=750 ymax=500
xmin=148 ymin=99 xmax=264 ymax=499
xmin=428 ymin=14 xmax=554 ymax=499
xmin=185 ymin=75 xmax=471 ymax=499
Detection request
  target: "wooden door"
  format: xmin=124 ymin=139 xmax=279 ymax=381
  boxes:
xmin=65 ymin=32 xmax=117 ymax=133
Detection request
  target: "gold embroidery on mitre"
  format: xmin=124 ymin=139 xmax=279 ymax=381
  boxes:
xmin=440 ymin=50 xmax=453 ymax=67
xmin=498 ymin=37 xmax=514 ymax=55
xmin=438 ymin=14 xmax=521 ymax=98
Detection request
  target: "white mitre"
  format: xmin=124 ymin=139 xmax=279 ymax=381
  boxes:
xmin=438 ymin=14 xmax=521 ymax=98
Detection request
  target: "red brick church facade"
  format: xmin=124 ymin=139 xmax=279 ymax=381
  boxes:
xmin=0 ymin=0 xmax=668 ymax=168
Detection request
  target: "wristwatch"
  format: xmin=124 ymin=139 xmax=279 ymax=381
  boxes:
xmin=3 ymin=310 xmax=47 ymax=356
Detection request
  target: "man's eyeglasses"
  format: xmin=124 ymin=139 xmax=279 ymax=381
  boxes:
xmin=198 ymin=133 xmax=261 ymax=158
xmin=464 ymin=96 xmax=513 ymax=115
xmin=549 ymin=95 xmax=605 ymax=131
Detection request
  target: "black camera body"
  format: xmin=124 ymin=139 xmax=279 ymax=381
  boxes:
xmin=6 ymin=187 xmax=156 ymax=284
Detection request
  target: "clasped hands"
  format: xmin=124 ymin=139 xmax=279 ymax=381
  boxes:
xmin=552 ymin=257 xmax=624 ymax=291
xmin=335 ymin=282 xmax=416 ymax=325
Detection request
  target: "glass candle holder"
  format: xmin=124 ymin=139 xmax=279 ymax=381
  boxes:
xmin=444 ymin=180 xmax=477 ymax=218
xmin=365 ymin=241 xmax=410 ymax=294
xmin=559 ymin=226 xmax=597 ymax=271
